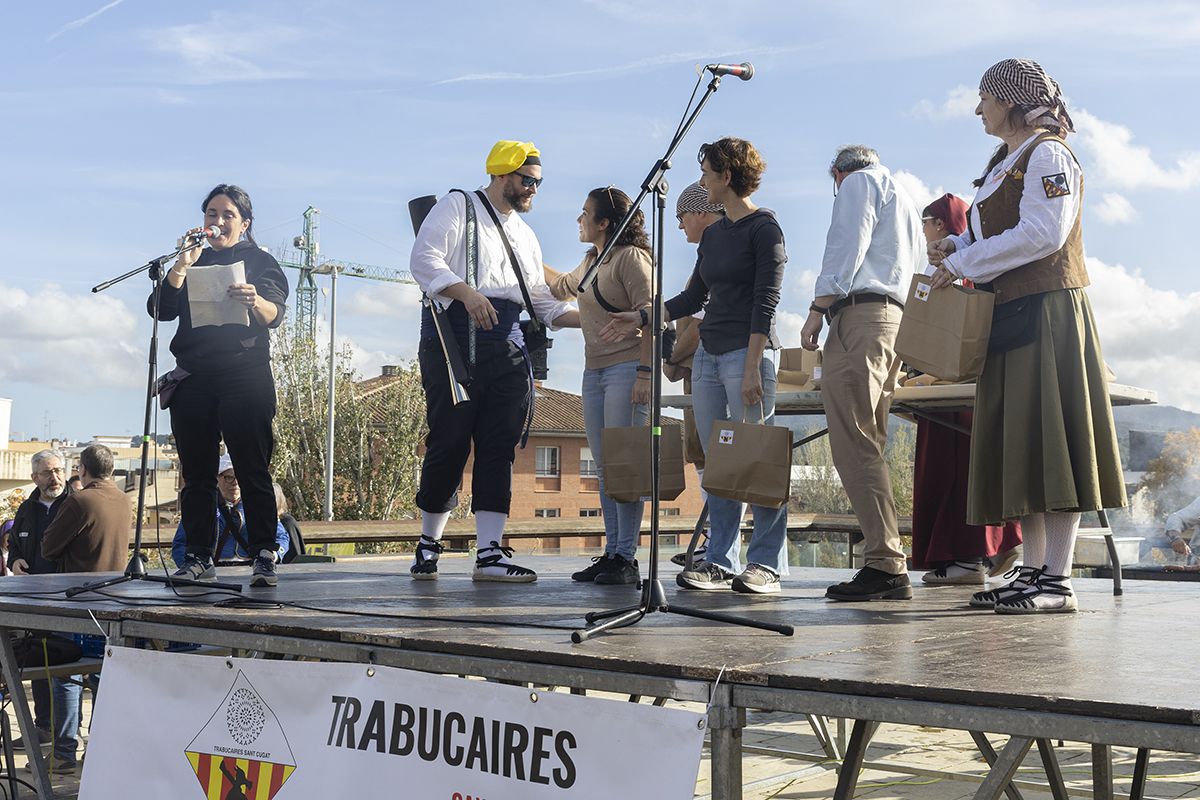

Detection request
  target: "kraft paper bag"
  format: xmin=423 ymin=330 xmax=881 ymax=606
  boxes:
xmin=601 ymin=424 xmax=686 ymax=503
xmin=776 ymin=348 xmax=822 ymax=392
xmin=894 ymin=274 xmax=994 ymax=382
xmin=701 ymin=418 xmax=793 ymax=509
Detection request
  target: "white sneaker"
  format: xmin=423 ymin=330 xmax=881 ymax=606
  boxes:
xmin=473 ymin=542 xmax=537 ymax=583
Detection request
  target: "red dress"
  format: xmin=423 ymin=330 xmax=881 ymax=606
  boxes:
xmin=911 ymin=411 xmax=1021 ymax=568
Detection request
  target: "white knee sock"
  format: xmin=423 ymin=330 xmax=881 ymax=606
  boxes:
xmin=1042 ymin=511 xmax=1081 ymax=577
xmin=475 ymin=511 xmax=508 ymax=556
xmin=421 ymin=510 xmax=451 ymax=542
xmin=1019 ymin=512 xmax=1046 ymax=569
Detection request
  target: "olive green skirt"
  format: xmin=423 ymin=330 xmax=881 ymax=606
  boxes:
xmin=967 ymin=288 xmax=1127 ymax=525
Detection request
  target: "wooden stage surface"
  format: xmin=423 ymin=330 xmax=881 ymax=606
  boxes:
xmin=2 ymin=557 xmax=1196 ymax=799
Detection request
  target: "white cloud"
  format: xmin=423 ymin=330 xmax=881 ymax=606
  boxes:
xmin=1094 ymin=192 xmax=1138 ymax=225
xmin=892 ymin=170 xmax=944 ymax=212
xmin=910 ymin=85 xmax=977 ymax=121
xmin=338 ymin=283 xmax=424 ymax=318
xmin=776 ymin=310 xmax=808 ymax=350
xmin=1087 ymin=257 xmax=1200 ymax=411
xmin=141 ymin=18 xmax=311 ymax=84
xmin=0 ymin=282 xmax=142 ymax=390
xmin=1073 ymin=109 xmax=1200 ymax=191
xmin=47 ymin=0 xmax=124 ymax=42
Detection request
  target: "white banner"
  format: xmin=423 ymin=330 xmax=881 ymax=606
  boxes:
xmin=80 ymin=646 xmax=705 ymax=800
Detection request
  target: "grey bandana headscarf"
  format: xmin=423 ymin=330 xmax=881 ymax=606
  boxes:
xmin=676 ymin=181 xmax=724 ymax=216
xmin=979 ymin=58 xmax=1075 ymax=133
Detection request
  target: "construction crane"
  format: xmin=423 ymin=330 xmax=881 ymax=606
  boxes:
xmin=275 ymin=206 xmax=416 ymax=340
xmin=272 ymin=206 xmax=419 ymax=523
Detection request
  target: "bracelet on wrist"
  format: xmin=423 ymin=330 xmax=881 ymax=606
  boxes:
xmin=636 ymin=365 xmax=652 ymax=373
xmin=638 ymin=307 xmax=650 ymax=327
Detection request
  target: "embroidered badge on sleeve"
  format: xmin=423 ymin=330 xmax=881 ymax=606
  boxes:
xmin=1042 ymin=172 xmax=1071 ymax=199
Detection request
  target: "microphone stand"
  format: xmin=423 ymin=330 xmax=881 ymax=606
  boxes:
xmin=66 ymin=242 xmax=242 ymax=596
xmin=573 ymin=73 xmax=792 ymax=642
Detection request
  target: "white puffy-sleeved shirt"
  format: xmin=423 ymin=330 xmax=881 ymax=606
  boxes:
xmin=944 ymin=133 xmax=1083 ymax=284
xmin=815 ymin=164 xmax=924 ymax=305
xmin=409 ymin=188 xmax=575 ymax=328
xmin=1165 ymin=496 xmax=1200 ymax=540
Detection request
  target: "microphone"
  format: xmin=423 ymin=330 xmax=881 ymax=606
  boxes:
xmin=705 ymin=62 xmax=754 ymax=81
xmin=187 ymin=226 xmax=221 ymax=242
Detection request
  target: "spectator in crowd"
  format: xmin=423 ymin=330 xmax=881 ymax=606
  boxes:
xmin=171 ymin=455 xmax=289 ymax=568
xmin=1163 ymin=496 xmax=1200 ymax=562
xmin=274 ymin=482 xmax=305 ymax=564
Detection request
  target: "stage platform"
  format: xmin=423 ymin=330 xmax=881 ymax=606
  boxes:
xmin=2 ymin=557 xmax=1197 ymax=800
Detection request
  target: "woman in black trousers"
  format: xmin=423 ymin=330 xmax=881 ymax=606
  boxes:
xmin=150 ymin=184 xmax=289 ymax=587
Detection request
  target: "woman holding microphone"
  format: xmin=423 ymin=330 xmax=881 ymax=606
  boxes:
xmin=150 ymin=184 xmax=289 ymax=588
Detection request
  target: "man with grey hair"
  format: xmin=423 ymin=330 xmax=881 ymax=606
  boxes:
xmin=802 ymin=145 xmax=923 ymax=602
xmin=43 ymin=443 xmax=132 ymax=574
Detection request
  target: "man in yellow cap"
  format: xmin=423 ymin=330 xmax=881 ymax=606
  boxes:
xmin=409 ymin=139 xmax=579 ymax=583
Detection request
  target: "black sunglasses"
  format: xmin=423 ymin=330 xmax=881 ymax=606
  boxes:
xmin=511 ymin=172 xmax=543 ymax=188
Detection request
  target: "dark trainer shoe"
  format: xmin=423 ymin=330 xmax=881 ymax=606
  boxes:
xmin=250 ymin=554 xmax=278 ymax=588
xmin=676 ymin=561 xmax=734 ymax=590
xmin=825 ymin=566 xmax=912 ymax=602
xmin=571 ymin=554 xmax=617 ymax=582
xmin=594 ymin=556 xmax=640 ymax=586
xmin=732 ymin=563 xmax=781 ymax=594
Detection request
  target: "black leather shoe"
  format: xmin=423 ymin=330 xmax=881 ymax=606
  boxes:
xmin=825 ymin=566 xmax=912 ymax=602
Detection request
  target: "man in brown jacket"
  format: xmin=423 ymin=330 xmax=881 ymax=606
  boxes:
xmin=42 ymin=443 xmax=132 ymax=573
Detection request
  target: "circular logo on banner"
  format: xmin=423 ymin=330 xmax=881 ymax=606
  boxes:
xmin=226 ymin=688 xmax=266 ymax=745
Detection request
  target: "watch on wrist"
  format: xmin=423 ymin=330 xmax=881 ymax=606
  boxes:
xmin=638 ymin=307 xmax=650 ymax=327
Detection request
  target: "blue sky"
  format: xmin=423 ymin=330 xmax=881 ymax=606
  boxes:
xmin=3 ymin=1 xmax=1200 ymax=441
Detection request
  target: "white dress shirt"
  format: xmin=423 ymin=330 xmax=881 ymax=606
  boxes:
xmin=815 ymin=164 xmax=924 ymax=305
xmin=944 ymin=133 xmax=1083 ymax=283
xmin=1165 ymin=496 xmax=1200 ymax=540
xmin=409 ymin=187 xmax=574 ymax=328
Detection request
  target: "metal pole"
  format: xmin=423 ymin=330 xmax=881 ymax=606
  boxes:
xmin=323 ymin=262 xmax=337 ymax=522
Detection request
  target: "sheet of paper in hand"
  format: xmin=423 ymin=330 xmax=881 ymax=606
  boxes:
xmin=187 ymin=262 xmax=251 ymax=327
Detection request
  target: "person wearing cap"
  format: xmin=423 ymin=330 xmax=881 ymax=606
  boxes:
xmin=541 ymin=186 xmax=652 ymax=587
xmin=409 ymin=140 xmax=579 ymax=583
xmin=803 ymin=145 xmax=924 ymax=603
xmin=911 ymin=194 xmax=1022 ymax=587
xmin=170 ymin=454 xmax=290 ymax=569
xmin=603 ymin=137 xmax=790 ymax=595
xmin=667 ymin=182 xmax=724 ymax=568
xmin=928 ymin=58 xmax=1126 ymax=613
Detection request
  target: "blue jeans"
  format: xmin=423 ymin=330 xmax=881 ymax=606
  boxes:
xmin=582 ymin=360 xmax=647 ymax=560
xmin=30 ymin=677 xmax=82 ymax=760
xmin=691 ymin=345 xmax=788 ymax=575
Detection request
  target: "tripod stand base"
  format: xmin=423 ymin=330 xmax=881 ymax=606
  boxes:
xmin=573 ymin=579 xmax=794 ymax=642
xmin=65 ymin=572 xmax=243 ymax=598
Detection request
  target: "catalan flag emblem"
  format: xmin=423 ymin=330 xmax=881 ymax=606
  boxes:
xmin=1042 ymin=172 xmax=1071 ymax=198
xmin=185 ymin=672 xmax=297 ymax=799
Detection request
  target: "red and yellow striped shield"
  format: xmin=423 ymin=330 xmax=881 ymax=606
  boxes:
xmin=185 ymin=752 xmax=296 ymax=800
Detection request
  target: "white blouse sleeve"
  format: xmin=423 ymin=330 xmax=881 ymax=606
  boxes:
xmin=409 ymin=192 xmax=467 ymax=297
xmin=944 ymin=141 xmax=1082 ymax=284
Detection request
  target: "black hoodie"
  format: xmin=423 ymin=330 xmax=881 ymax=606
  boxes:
xmin=7 ymin=487 xmax=71 ymax=574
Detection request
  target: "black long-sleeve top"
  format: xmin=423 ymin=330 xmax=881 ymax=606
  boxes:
xmin=664 ymin=208 xmax=786 ymax=355
xmin=148 ymin=241 xmax=289 ymax=374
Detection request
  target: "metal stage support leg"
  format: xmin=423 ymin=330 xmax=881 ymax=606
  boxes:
xmin=1129 ymin=748 xmax=1150 ymax=800
xmin=708 ymin=684 xmax=744 ymax=800
xmin=1035 ymin=738 xmax=1070 ymax=800
xmin=1098 ymin=509 xmax=1123 ymax=596
xmin=1 ymin=712 xmax=19 ymax=800
xmin=0 ymin=628 xmax=55 ymax=800
xmin=971 ymin=731 xmax=1027 ymax=800
xmin=1092 ymin=744 xmax=1115 ymax=800
xmin=832 ymin=719 xmax=879 ymax=800
xmin=974 ymin=737 xmax=1034 ymax=800
xmin=806 ymin=714 xmax=840 ymax=760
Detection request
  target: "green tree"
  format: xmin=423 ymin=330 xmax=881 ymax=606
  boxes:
xmin=270 ymin=323 xmax=427 ymax=525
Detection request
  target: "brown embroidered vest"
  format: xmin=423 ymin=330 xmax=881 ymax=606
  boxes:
xmin=972 ymin=132 xmax=1089 ymax=305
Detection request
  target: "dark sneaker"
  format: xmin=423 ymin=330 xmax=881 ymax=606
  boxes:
xmin=732 ymin=563 xmax=781 ymax=594
xmin=594 ymin=556 xmax=640 ymax=586
xmin=825 ymin=566 xmax=912 ymax=601
xmin=410 ymin=535 xmax=444 ymax=580
xmin=11 ymin=727 xmax=51 ymax=751
xmin=171 ymin=554 xmax=216 ymax=583
xmin=473 ymin=542 xmax=537 ymax=583
xmin=571 ymin=554 xmax=617 ymax=582
xmin=250 ymin=553 xmax=278 ymax=588
xmin=24 ymin=754 xmax=77 ymax=775
xmin=676 ymin=561 xmax=734 ymax=590
xmin=670 ymin=538 xmax=708 ymax=567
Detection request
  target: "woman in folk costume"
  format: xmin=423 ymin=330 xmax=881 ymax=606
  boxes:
xmin=929 ymin=59 xmax=1126 ymax=614
xmin=913 ymin=194 xmax=1022 ymax=586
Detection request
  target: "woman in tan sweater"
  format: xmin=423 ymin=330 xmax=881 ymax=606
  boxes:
xmin=544 ymin=186 xmax=653 ymax=586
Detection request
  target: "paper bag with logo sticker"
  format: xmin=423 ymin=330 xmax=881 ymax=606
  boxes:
xmin=601 ymin=424 xmax=686 ymax=503
xmin=894 ymin=274 xmax=994 ymax=382
xmin=701 ymin=418 xmax=792 ymax=508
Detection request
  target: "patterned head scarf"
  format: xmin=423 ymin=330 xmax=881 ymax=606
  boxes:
xmin=675 ymin=181 xmax=724 ymax=216
xmin=979 ymin=58 xmax=1075 ymax=133
xmin=486 ymin=140 xmax=541 ymax=176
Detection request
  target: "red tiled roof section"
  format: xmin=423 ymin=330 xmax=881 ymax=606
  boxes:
xmin=530 ymin=385 xmax=586 ymax=435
